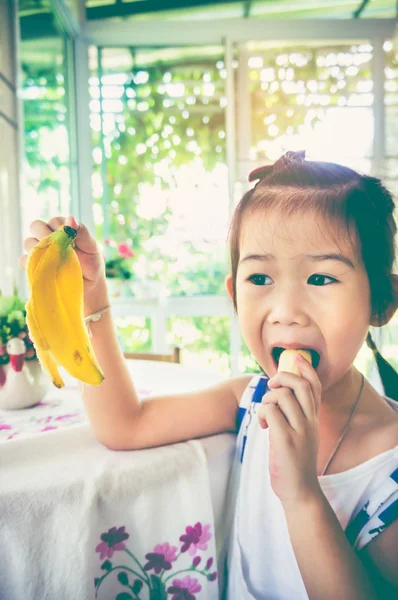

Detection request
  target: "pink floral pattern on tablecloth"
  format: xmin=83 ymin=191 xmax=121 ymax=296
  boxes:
xmin=94 ymin=522 xmax=218 ymax=599
xmin=0 ymin=386 xmax=152 ymax=442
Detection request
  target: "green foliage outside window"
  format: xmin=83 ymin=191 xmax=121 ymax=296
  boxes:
xmin=90 ymin=46 xmax=228 ymax=296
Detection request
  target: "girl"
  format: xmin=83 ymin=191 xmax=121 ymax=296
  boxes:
xmin=21 ymin=151 xmax=398 ymax=599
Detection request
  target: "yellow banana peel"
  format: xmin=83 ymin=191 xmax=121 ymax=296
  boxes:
xmin=25 ymin=225 xmax=104 ymax=388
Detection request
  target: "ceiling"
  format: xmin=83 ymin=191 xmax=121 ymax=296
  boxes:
xmin=18 ymin=1 xmax=397 ymax=41
xmin=17 ymin=1 xmax=397 ymax=21
xmin=83 ymin=0 xmax=396 ymax=20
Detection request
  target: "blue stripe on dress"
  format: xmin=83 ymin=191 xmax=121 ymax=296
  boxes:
xmin=346 ymin=466 xmax=398 ymax=548
xmin=390 ymin=467 xmax=398 ymax=484
xmin=345 ymin=502 xmax=370 ymax=546
xmin=238 ymin=377 xmax=269 ymax=463
xmin=252 ymin=377 xmax=268 ymax=403
xmin=236 ymin=377 xmax=268 ymax=431
xmin=236 ymin=406 xmax=247 ymax=431
xmin=378 ymin=498 xmax=398 ymax=527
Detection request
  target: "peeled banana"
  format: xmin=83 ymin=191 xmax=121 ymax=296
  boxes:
xmin=25 ymin=225 xmax=104 ymax=388
xmin=278 ymin=349 xmax=312 ymax=376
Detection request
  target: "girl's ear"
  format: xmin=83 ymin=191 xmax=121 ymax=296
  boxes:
xmin=370 ymin=274 xmax=398 ymax=326
xmin=225 ymin=273 xmax=234 ymax=303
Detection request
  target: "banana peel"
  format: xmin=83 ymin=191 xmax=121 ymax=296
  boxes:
xmin=25 ymin=225 xmax=104 ymax=388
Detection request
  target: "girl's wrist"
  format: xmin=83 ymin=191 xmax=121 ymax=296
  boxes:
xmin=281 ymin=483 xmax=325 ymax=515
xmin=84 ymin=278 xmax=110 ymax=317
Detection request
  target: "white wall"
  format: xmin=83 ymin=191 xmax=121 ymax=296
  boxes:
xmin=0 ymin=0 xmax=23 ymax=296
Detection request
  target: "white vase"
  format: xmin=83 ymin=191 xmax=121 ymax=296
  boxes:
xmin=0 ymin=359 xmax=51 ymax=410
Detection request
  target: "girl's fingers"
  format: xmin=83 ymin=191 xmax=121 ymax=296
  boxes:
xmin=63 ymin=216 xmax=99 ymax=256
xmin=294 ymin=354 xmax=322 ymax=414
xmin=28 ymin=216 xmax=98 ymax=256
xmin=257 ymin=407 xmax=268 ymax=429
xmin=29 ymin=219 xmax=57 ymax=240
xmin=70 ymin=220 xmax=99 ymax=255
xmin=268 ymin=370 xmax=317 ymax=423
xmin=19 ymin=254 xmax=27 ymax=270
xmin=65 ymin=215 xmax=79 ymax=230
xmin=261 ymin=403 xmax=290 ymax=442
xmin=47 ymin=215 xmax=66 ymax=232
xmin=23 ymin=237 xmax=39 ymax=253
xmin=260 ymin=388 xmax=305 ymax=432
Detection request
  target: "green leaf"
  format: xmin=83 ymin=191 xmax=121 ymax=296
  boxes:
xmin=149 ymin=575 xmax=167 ymax=600
xmin=132 ymin=579 xmax=143 ymax=594
xmin=115 ymin=594 xmax=133 ymax=600
xmin=101 ymin=560 xmax=112 ymax=571
xmin=0 ymin=297 xmax=15 ymax=318
xmin=7 ymin=310 xmax=25 ymax=329
xmin=0 ymin=325 xmax=11 ymax=346
xmin=117 ymin=571 xmax=129 ymax=586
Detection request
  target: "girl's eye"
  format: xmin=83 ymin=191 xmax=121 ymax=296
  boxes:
xmin=248 ymin=274 xmax=273 ymax=286
xmin=308 ymin=274 xmax=337 ymax=286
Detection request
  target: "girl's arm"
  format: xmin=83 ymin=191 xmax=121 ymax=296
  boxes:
xmin=283 ymin=492 xmax=381 ymax=600
xmin=22 ymin=216 xmax=248 ymax=451
xmin=360 ymin=519 xmax=398 ymax=599
xmin=82 ymin=279 xmax=249 ymax=450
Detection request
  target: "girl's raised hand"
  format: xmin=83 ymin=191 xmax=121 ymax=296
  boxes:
xmin=19 ymin=216 xmax=108 ymax=309
xmin=257 ymin=354 xmax=323 ymax=507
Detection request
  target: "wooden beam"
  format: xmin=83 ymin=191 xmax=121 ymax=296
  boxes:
xmin=86 ymin=0 xmax=246 ymax=20
xmin=353 ymin=0 xmax=371 ymax=19
xmin=88 ymin=17 xmax=396 ymax=46
xmin=19 ymin=13 xmax=57 ymax=40
xmin=243 ymin=1 xmax=252 ymax=18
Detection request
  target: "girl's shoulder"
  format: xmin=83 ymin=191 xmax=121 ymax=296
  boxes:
xmin=369 ymin=400 xmax=398 ymax=457
xmin=228 ymin=373 xmax=257 ymax=405
xmin=353 ymin=387 xmax=398 ymax=465
xmin=384 ymin=395 xmax=398 ymax=413
xmin=232 ymin=372 xmax=268 ymax=406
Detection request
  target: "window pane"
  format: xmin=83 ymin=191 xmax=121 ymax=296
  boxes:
xmin=89 ymin=45 xmax=229 ymax=297
xmin=19 ymin=10 xmax=72 ymax=233
xmin=167 ymin=316 xmax=231 ymax=374
xmin=114 ymin=316 xmax=152 ymax=353
xmin=247 ymin=41 xmax=374 ymax=166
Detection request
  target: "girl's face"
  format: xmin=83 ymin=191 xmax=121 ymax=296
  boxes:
xmin=231 ymin=208 xmax=372 ymax=390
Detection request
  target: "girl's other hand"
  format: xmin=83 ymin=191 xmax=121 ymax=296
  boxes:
xmin=20 ymin=216 xmax=108 ymax=313
xmin=257 ymin=354 xmax=323 ymax=507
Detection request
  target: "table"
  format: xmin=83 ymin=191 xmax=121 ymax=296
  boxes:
xmin=0 ymin=361 xmax=236 ymax=600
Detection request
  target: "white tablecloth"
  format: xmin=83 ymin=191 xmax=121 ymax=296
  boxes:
xmin=0 ymin=361 xmax=236 ymax=600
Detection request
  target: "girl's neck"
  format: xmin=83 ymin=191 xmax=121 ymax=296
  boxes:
xmin=321 ymin=367 xmax=364 ymax=416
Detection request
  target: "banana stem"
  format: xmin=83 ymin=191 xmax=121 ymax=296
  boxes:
xmin=63 ymin=226 xmax=77 ymax=239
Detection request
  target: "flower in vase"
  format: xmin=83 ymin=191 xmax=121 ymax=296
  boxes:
xmin=0 ymin=288 xmax=37 ymax=367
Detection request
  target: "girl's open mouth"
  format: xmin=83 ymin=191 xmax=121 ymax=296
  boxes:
xmin=272 ymin=347 xmax=321 ymax=370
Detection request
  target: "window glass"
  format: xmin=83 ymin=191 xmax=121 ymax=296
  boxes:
xmin=19 ymin=4 xmax=72 ymax=234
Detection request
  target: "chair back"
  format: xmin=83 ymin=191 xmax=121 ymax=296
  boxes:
xmin=124 ymin=346 xmax=181 ymax=364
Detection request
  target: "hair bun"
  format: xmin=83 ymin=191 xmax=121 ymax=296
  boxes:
xmin=282 ymin=150 xmax=306 ymax=163
xmin=248 ymin=165 xmax=274 ymax=182
xmin=248 ymin=151 xmax=307 ymax=183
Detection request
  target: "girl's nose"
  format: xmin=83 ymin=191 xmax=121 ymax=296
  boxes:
xmin=267 ymin=289 xmax=311 ymax=327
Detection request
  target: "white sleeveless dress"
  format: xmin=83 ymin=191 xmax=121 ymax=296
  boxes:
xmin=226 ymin=375 xmax=398 ymax=600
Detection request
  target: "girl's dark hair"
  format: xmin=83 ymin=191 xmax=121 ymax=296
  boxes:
xmin=229 ymin=150 xmax=398 ymax=400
